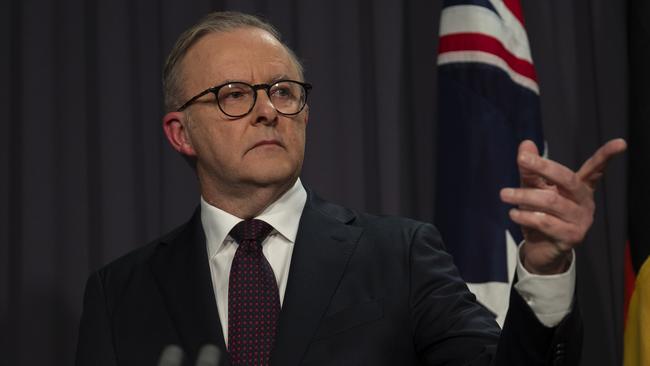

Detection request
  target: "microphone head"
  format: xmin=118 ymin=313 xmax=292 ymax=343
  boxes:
xmin=196 ymin=344 xmax=222 ymax=366
xmin=157 ymin=344 xmax=185 ymax=366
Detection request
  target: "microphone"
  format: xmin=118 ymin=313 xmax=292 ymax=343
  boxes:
xmin=196 ymin=344 xmax=222 ymax=366
xmin=157 ymin=344 xmax=185 ymax=366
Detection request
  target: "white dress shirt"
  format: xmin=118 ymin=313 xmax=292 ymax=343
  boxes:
xmin=200 ymin=178 xmax=575 ymax=344
xmin=515 ymin=246 xmax=575 ymax=327
xmin=201 ymin=178 xmax=307 ymax=345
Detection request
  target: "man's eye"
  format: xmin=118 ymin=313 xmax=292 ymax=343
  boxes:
xmin=272 ymin=87 xmax=293 ymax=98
xmin=226 ymin=91 xmax=245 ymax=99
xmin=219 ymin=90 xmax=249 ymax=103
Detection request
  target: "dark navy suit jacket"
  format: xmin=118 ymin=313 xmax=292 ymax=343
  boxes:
xmin=76 ymin=190 xmax=582 ymax=365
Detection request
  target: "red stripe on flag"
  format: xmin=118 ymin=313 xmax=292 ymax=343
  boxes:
xmin=624 ymin=241 xmax=636 ymax=325
xmin=438 ymin=33 xmax=537 ymax=82
xmin=503 ymin=0 xmax=525 ymax=26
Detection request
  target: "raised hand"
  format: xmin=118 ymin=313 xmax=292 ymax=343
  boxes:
xmin=499 ymin=139 xmax=627 ymax=274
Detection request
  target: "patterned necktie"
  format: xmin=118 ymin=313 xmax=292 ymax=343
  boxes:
xmin=228 ymin=219 xmax=280 ymax=366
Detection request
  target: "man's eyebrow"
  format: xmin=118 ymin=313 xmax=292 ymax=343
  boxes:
xmin=219 ymin=79 xmax=245 ymax=85
xmin=268 ymin=74 xmax=292 ymax=83
xmin=212 ymin=75 xmax=294 ymax=87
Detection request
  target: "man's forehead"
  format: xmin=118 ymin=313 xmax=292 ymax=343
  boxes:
xmin=181 ymin=28 xmax=299 ymax=86
xmin=194 ymin=28 xmax=283 ymax=54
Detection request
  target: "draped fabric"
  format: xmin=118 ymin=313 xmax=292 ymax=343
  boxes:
xmin=0 ymin=0 xmax=627 ymax=365
xmin=624 ymin=258 xmax=650 ymax=366
xmin=435 ymin=0 xmax=543 ymax=326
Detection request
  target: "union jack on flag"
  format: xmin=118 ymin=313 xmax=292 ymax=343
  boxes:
xmin=434 ymin=0 xmax=545 ymax=326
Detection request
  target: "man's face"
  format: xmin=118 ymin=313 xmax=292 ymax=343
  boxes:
xmin=173 ymin=27 xmax=307 ymax=193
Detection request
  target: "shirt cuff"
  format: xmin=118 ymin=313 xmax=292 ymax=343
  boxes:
xmin=513 ymin=243 xmax=576 ymax=327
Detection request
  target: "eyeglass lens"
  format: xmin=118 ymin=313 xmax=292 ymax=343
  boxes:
xmin=217 ymin=81 xmax=306 ymax=117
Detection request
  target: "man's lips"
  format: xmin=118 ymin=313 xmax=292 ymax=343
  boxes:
xmin=249 ymin=140 xmax=284 ymax=151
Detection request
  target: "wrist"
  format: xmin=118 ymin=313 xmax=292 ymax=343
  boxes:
xmin=521 ymin=244 xmax=573 ymax=275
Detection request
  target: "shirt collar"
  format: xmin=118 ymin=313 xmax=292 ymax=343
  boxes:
xmin=201 ymin=178 xmax=307 ymax=258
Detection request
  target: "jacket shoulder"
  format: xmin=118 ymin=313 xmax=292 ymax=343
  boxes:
xmin=91 ymin=214 xmax=195 ymax=292
xmin=103 ymin=224 xmax=182 ymax=269
xmin=306 ymin=189 xmax=442 ymax=245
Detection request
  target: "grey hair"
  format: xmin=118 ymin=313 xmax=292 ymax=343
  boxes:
xmin=162 ymin=11 xmax=304 ymax=112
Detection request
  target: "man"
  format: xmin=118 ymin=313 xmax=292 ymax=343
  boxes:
xmin=76 ymin=11 xmax=627 ymax=366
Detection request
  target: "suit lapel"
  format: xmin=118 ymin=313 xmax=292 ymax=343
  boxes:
xmin=149 ymin=209 xmax=230 ymax=365
xmin=270 ymin=193 xmax=363 ymax=366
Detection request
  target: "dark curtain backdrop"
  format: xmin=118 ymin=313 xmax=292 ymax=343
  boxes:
xmin=0 ymin=0 xmax=628 ymax=365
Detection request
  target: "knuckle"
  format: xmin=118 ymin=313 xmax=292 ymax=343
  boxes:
xmin=570 ymin=224 xmax=587 ymax=243
xmin=579 ymin=206 xmax=594 ymax=227
xmin=566 ymin=174 xmax=579 ymax=190
xmin=538 ymin=214 xmax=552 ymax=231
xmin=544 ymin=191 xmax=558 ymax=206
xmin=567 ymin=226 xmax=582 ymax=243
xmin=587 ymin=200 xmax=596 ymax=213
xmin=573 ymin=230 xmax=586 ymax=244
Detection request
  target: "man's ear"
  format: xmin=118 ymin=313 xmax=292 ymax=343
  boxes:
xmin=162 ymin=111 xmax=197 ymax=157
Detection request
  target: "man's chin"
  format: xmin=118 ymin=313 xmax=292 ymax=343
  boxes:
xmin=245 ymin=172 xmax=298 ymax=188
xmin=240 ymin=162 xmax=300 ymax=187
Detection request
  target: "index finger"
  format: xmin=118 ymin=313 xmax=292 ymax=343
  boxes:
xmin=576 ymin=138 xmax=627 ymax=187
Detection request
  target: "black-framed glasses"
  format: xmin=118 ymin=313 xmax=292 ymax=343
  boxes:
xmin=176 ymin=79 xmax=312 ymax=117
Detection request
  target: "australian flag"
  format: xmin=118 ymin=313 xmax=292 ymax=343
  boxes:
xmin=434 ymin=0 xmax=545 ymax=326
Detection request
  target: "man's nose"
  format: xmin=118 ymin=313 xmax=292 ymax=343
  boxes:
xmin=251 ymin=90 xmax=278 ymax=126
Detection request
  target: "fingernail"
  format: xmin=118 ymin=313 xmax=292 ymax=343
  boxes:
xmin=509 ymin=208 xmax=519 ymax=217
xmin=502 ymin=188 xmax=514 ymax=198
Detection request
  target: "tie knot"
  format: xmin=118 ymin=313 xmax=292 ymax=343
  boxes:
xmin=230 ymin=219 xmax=273 ymax=245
